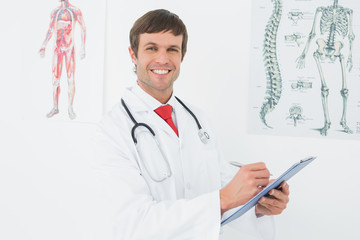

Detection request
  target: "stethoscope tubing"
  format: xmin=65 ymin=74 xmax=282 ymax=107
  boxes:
xmin=121 ymin=96 xmax=209 ymax=182
xmin=121 ymin=99 xmax=156 ymax=144
xmin=121 ymin=97 xmax=205 ymax=144
xmin=174 ymin=96 xmax=203 ymax=130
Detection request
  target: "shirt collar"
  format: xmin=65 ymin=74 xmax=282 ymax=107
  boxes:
xmin=131 ymin=82 xmax=176 ymax=111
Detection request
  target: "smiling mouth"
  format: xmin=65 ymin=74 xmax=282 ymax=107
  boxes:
xmin=151 ymin=69 xmax=171 ymax=75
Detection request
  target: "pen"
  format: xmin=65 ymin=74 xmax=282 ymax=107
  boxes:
xmin=229 ymin=161 xmax=273 ymax=176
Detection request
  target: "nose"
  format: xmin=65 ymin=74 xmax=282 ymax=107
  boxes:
xmin=155 ymin=49 xmax=170 ymax=64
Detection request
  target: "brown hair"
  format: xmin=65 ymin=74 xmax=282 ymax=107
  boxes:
xmin=130 ymin=9 xmax=188 ymax=60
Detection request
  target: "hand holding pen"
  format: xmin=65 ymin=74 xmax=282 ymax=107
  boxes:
xmin=227 ymin=161 xmax=289 ymax=216
xmin=229 ymin=161 xmax=273 ymax=176
xmin=219 ymin=162 xmax=271 ymax=214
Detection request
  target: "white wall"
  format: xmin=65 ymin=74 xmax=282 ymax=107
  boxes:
xmin=104 ymin=0 xmax=360 ymax=239
xmin=1 ymin=1 xmax=107 ymax=240
xmin=1 ymin=0 xmax=359 ymax=240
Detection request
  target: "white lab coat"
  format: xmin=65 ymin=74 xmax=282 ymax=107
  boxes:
xmin=96 ymin=85 xmax=275 ymax=240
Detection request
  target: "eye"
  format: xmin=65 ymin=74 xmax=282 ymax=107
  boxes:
xmin=168 ymin=48 xmax=179 ymax=52
xmin=146 ymin=46 xmax=157 ymax=51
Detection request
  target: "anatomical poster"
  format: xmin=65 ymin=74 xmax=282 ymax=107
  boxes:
xmin=19 ymin=0 xmax=105 ymax=122
xmin=248 ymin=0 xmax=360 ymax=140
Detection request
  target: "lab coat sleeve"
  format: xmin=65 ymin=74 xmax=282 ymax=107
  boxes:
xmin=212 ymin=127 xmax=276 ymax=240
xmin=95 ymin=120 xmax=222 ymax=240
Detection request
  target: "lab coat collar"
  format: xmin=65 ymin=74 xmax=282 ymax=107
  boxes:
xmin=126 ymin=82 xmax=177 ymax=113
xmin=122 ymin=84 xmax=181 ymax=139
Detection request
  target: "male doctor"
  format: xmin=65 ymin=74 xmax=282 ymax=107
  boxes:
xmin=97 ymin=9 xmax=290 ymax=240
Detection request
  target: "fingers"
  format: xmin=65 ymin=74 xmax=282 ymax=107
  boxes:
xmin=257 ymin=201 xmax=285 ymax=215
xmin=245 ymin=163 xmax=270 ymax=176
xmin=223 ymin=162 xmax=271 ymax=209
xmin=257 ymin=181 xmax=290 ymax=215
xmin=240 ymin=163 xmax=270 ymax=188
xmin=268 ymin=182 xmax=290 ymax=202
xmin=280 ymin=181 xmax=290 ymax=196
xmin=267 ymin=190 xmax=289 ymax=205
xmin=255 ymin=178 xmax=270 ymax=189
xmin=243 ymin=162 xmax=267 ymax=171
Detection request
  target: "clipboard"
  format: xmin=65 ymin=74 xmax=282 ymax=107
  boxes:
xmin=221 ymin=156 xmax=316 ymax=226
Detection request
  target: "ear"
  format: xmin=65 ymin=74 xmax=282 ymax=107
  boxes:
xmin=128 ymin=46 xmax=137 ymax=64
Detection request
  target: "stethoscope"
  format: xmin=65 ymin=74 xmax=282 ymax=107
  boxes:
xmin=121 ymin=96 xmax=210 ymax=182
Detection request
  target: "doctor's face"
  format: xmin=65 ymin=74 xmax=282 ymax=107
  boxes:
xmin=129 ymin=31 xmax=183 ymax=102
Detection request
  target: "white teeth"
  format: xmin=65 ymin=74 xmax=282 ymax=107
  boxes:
xmin=152 ymin=69 xmax=169 ymax=75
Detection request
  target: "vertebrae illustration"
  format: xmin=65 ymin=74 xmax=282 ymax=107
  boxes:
xmin=285 ymin=33 xmax=302 ymax=47
xmin=287 ymin=106 xmax=304 ymax=127
xmin=291 ymin=80 xmax=312 ymax=90
xmin=288 ymin=11 xmax=303 ymax=24
xmin=260 ymin=0 xmax=283 ymax=128
xmin=296 ymin=0 xmax=354 ymax=136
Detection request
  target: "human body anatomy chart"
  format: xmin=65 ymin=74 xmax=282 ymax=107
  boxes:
xmin=39 ymin=0 xmax=86 ymax=120
xmin=249 ymin=0 xmax=360 ymax=140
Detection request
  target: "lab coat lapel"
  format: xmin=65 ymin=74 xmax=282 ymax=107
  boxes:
xmin=122 ymin=87 xmax=148 ymax=112
xmin=174 ymin=98 xmax=191 ymax=141
xmin=122 ymin=88 xmax=178 ymax=139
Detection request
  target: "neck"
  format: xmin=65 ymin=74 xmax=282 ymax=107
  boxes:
xmin=137 ymin=80 xmax=173 ymax=104
xmin=61 ymin=1 xmax=68 ymax=8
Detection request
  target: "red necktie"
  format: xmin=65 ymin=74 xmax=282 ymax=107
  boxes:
xmin=154 ymin=105 xmax=179 ymax=136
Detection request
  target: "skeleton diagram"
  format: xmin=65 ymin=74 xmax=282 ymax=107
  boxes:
xmin=39 ymin=0 xmax=86 ymax=120
xmin=260 ymin=0 xmax=283 ymax=128
xmin=296 ymin=0 xmax=354 ymax=136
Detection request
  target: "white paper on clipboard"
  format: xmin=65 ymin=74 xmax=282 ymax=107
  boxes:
xmin=221 ymin=156 xmax=316 ymax=226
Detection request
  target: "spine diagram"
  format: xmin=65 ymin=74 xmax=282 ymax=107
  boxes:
xmin=260 ymin=0 xmax=283 ymax=128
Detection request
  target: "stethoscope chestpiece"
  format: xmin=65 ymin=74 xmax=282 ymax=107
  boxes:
xmin=198 ymin=129 xmax=210 ymax=144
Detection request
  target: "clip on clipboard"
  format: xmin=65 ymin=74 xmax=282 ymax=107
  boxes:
xmin=221 ymin=156 xmax=316 ymax=226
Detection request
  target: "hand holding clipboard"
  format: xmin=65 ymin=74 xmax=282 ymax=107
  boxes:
xmin=222 ymin=156 xmax=316 ymax=225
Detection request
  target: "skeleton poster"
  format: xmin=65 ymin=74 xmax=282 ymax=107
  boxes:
xmin=248 ymin=0 xmax=360 ymax=140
